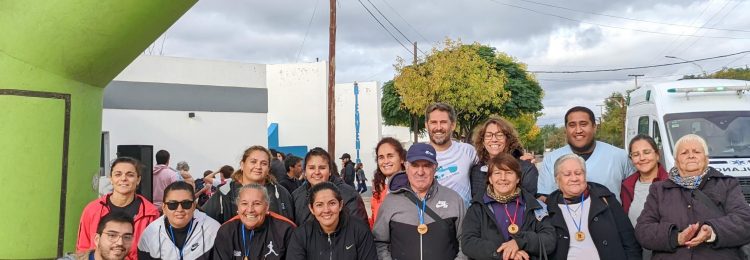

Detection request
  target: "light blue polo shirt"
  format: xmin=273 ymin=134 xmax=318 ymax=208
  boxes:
xmin=537 ymin=141 xmax=635 ymax=201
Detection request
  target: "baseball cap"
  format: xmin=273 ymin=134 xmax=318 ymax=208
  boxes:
xmin=339 ymin=153 xmax=351 ymax=160
xmin=406 ymin=143 xmax=437 ymax=165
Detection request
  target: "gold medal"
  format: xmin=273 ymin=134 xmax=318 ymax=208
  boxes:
xmin=417 ymin=224 xmax=428 ymax=235
xmin=508 ymin=223 xmax=519 ymax=234
xmin=575 ymin=231 xmax=585 ymax=241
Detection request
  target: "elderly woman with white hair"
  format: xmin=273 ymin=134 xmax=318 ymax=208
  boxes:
xmin=635 ymin=134 xmax=750 ymax=260
xmin=545 ymin=153 xmax=642 ymax=260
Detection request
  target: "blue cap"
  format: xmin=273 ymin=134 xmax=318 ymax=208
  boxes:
xmin=406 ymin=143 xmax=438 ymax=165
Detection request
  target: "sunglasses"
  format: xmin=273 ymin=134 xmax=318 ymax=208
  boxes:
xmin=165 ymin=200 xmax=194 ymax=211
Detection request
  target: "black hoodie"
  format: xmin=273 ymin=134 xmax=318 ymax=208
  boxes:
xmin=287 ymin=211 xmax=377 ymax=260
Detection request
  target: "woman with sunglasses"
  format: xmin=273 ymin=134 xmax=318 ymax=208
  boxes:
xmin=203 ymin=146 xmax=295 ymax=223
xmin=287 ymin=182 xmax=377 ymax=260
xmin=76 ymin=157 xmax=159 ymax=260
xmin=138 ymin=181 xmax=220 ymax=260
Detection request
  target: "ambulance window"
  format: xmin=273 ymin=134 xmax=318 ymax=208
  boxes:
xmin=638 ymin=116 xmax=649 ymax=135
xmin=652 ymin=120 xmax=662 ymax=149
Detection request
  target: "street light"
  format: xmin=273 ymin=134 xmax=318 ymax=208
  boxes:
xmin=665 ymin=55 xmax=707 ymax=77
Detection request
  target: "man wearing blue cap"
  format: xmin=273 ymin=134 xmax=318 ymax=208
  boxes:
xmin=373 ymin=143 xmax=468 ymax=260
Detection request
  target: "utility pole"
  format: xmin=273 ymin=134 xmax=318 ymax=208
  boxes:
xmin=628 ymin=74 xmax=644 ymax=89
xmin=412 ymin=41 xmax=419 ymax=143
xmin=328 ymin=0 xmax=336 ymax=156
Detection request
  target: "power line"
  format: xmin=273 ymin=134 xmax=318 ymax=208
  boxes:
xmin=487 ymin=0 xmax=750 ymax=40
xmin=528 ymin=50 xmax=750 ymax=73
xmin=356 ymin=0 xmax=414 ymax=56
xmin=515 ymin=0 xmax=750 ymax=33
xmin=365 ymin=0 xmax=428 ymax=56
xmin=380 ymin=0 xmax=429 ymax=42
xmin=673 ymin=0 xmax=742 ymax=56
xmin=296 ymin=0 xmax=321 ymax=62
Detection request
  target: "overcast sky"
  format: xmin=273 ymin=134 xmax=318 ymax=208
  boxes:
xmin=153 ymin=0 xmax=750 ymax=126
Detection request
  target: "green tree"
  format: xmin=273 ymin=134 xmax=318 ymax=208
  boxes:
xmin=681 ymin=66 xmax=750 ymax=80
xmin=394 ymin=38 xmax=510 ymax=141
xmin=382 ymin=38 xmax=545 ymax=142
xmin=381 ymin=80 xmax=425 ymax=138
xmin=508 ymin=112 xmax=541 ymax=150
xmin=526 ymin=124 xmax=566 ymax=154
xmin=597 ymin=92 xmax=626 ymax=148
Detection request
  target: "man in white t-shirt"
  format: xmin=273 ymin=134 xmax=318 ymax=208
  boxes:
xmin=424 ymin=102 xmax=477 ymax=203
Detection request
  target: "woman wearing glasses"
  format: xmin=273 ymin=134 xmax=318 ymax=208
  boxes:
xmin=138 ymin=181 xmax=221 ymax=260
xmin=470 ymin=117 xmax=539 ymax=199
xmin=76 ymin=157 xmax=159 ymax=260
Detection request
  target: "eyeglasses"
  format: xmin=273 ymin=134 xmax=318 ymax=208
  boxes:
xmin=484 ymin=131 xmax=506 ymax=140
xmin=102 ymin=232 xmax=133 ymax=243
xmin=629 ymin=149 xmax=655 ymax=158
xmin=165 ymin=200 xmax=195 ymax=211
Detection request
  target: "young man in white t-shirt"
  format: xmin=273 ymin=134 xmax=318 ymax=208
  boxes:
xmin=425 ymin=102 xmax=477 ymax=203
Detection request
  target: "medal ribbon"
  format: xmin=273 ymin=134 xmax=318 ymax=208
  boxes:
xmin=563 ymin=193 xmax=585 ymax=236
xmin=241 ymin=224 xmax=255 ymax=259
xmin=417 ymin=197 xmax=426 ymax=227
xmin=503 ymin=198 xmax=520 ymax=229
xmin=168 ymin=218 xmax=194 ymax=260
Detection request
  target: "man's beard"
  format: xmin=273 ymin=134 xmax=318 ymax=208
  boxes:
xmin=429 ymin=130 xmax=451 ymax=146
xmin=569 ymin=140 xmax=596 ymax=154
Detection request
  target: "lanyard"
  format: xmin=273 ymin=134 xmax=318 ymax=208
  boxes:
xmin=503 ymin=198 xmax=521 ymax=226
xmin=241 ymin=224 xmax=255 ymax=259
xmin=168 ymin=219 xmax=194 ymax=259
xmin=416 ymin=197 xmax=426 ymax=225
xmin=563 ymin=193 xmax=585 ymax=233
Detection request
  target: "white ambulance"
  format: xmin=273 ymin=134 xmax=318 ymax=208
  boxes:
xmin=625 ymin=79 xmax=750 ymax=201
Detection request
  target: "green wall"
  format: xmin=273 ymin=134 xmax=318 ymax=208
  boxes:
xmin=0 ymin=1 xmax=196 ymax=258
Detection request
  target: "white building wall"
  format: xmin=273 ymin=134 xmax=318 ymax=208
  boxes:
xmin=105 ymin=56 xmax=268 ymax=179
xmin=103 ymin=110 xmax=266 ymax=177
xmin=266 ymin=62 xmax=328 ymax=151
xmin=335 ymin=81 xmax=381 ymax=180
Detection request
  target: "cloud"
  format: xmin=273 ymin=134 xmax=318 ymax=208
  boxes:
xmin=152 ymin=0 xmax=750 ymax=125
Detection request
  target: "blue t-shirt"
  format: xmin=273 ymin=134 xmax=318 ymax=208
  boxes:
xmin=537 ymin=141 xmax=635 ymax=201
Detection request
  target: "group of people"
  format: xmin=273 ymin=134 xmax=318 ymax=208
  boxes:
xmin=73 ymin=102 xmax=750 ymax=260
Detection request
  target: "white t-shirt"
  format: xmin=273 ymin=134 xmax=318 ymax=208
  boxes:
xmin=435 ymin=141 xmax=477 ymax=203
xmin=628 ymin=180 xmax=652 ymax=227
xmin=559 ymin=198 xmax=600 ymax=260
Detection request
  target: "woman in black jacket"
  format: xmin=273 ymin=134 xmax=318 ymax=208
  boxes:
xmin=470 ymin=117 xmax=538 ymax=200
xmin=287 ymin=182 xmax=377 ymax=260
xmin=202 ymin=145 xmax=295 ymax=223
xmin=462 ymin=153 xmax=555 ymax=260
xmin=546 ymin=154 xmax=641 ymax=260
xmin=291 ymin=147 xmax=369 ymax=226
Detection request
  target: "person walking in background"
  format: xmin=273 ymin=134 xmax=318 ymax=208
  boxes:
xmin=340 ymin=153 xmax=356 ymax=187
xmin=175 ymin=161 xmax=195 ymax=188
xmin=77 ymin=157 xmax=159 ymax=260
xmin=355 ymin=162 xmax=368 ymax=193
xmin=269 ymin=149 xmax=288 ymax=182
xmin=280 ymin=155 xmax=303 ymax=194
xmin=152 ymin=149 xmax=180 ymax=209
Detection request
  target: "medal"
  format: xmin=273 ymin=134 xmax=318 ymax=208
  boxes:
xmin=244 ymin=257 xmax=248 ymax=260
xmin=417 ymin=224 xmax=428 ymax=234
xmin=575 ymin=231 xmax=585 ymax=241
xmin=564 ymin=193 xmax=586 ymax=242
xmin=503 ymin=198 xmax=522 ymax=236
xmin=416 ymin=196 xmax=428 ymax=235
xmin=508 ymin=224 xmax=519 ymax=234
